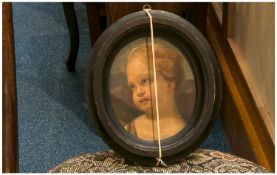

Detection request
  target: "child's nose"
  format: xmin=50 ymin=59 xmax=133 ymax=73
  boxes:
xmin=136 ymin=87 xmax=145 ymax=97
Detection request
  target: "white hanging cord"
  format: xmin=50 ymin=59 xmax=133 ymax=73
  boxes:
xmin=143 ymin=4 xmax=167 ymax=167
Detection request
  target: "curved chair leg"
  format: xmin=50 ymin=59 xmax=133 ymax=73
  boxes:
xmin=62 ymin=3 xmax=79 ymax=72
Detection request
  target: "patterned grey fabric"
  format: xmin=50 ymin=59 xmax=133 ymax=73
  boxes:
xmin=49 ymin=149 xmax=269 ymax=173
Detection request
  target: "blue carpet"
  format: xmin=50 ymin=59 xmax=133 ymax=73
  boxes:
xmin=13 ymin=3 xmax=230 ymax=173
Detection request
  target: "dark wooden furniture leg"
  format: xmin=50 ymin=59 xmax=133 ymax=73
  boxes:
xmin=3 ymin=2 xmax=19 ymax=172
xmin=194 ymin=3 xmax=208 ymax=36
xmin=62 ymin=3 xmax=79 ymax=72
xmin=86 ymin=3 xmax=107 ymax=46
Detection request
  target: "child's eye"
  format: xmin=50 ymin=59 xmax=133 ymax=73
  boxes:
xmin=129 ymin=84 xmax=137 ymax=91
xmin=141 ymin=78 xmax=149 ymax=85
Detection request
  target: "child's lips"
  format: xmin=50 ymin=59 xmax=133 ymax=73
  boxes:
xmin=139 ymin=97 xmax=150 ymax=105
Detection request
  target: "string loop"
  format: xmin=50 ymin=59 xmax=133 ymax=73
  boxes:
xmin=143 ymin=4 xmax=151 ymax=10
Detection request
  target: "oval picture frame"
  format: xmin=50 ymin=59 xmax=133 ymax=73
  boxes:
xmin=85 ymin=10 xmax=221 ymax=166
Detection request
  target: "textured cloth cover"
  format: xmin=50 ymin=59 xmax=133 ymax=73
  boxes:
xmin=49 ymin=149 xmax=269 ymax=173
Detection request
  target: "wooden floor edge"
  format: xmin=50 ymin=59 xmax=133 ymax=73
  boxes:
xmin=205 ymin=5 xmax=274 ymax=172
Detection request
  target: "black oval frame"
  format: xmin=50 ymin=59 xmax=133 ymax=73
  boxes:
xmin=85 ymin=10 xmax=222 ymax=165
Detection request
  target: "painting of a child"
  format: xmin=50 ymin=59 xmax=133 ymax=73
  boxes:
xmin=124 ymin=44 xmax=186 ymax=140
xmin=109 ymin=39 xmax=196 ymax=141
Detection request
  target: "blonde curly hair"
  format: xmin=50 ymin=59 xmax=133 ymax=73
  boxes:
xmin=128 ymin=43 xmax=185 ymax=89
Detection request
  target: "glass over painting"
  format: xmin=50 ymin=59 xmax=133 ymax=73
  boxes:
xmin=109 ymin=38 xmax=196 ymax=141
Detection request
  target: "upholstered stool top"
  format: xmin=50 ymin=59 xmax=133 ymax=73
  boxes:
xmin=49 ymin=149 xmax=269 ymax=173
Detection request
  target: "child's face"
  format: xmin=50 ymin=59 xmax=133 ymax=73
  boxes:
xmin=127 ymin=56 xmax=175 ymax=114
